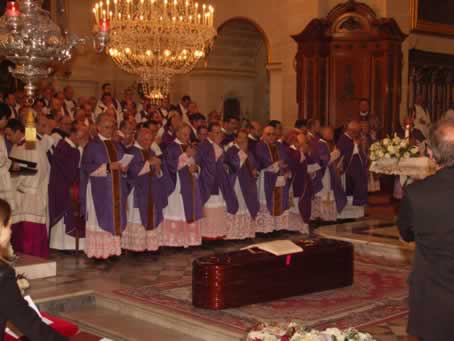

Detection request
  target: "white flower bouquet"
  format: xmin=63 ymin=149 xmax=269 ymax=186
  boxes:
xmin=369 ymin=135 xmax=419 ymax=162
xmin=246 ymin=321 xmax=376 ymax=341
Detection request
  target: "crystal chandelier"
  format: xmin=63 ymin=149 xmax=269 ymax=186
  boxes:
xmin=0 ymin=0 xmax=81 ymax=103
xmin=93 ymin=0 xmax=217 ymax=98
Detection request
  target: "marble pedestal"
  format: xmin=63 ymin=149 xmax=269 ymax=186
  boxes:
xmin=15 ymin=253 xmax=57 ymax=279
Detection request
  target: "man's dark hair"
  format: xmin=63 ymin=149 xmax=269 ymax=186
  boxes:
xmin=307 ymin=118 xmax=320 ymax=130
xmin=34 ymin=98 xmax=46 ymax=107
xmin=0 ymin=103 xmax=10 ymax=121
xmin=208 ymin=122 xmax=221 ymax=132
xmin=268 ymin=120 xmax=281 ymax=128
xmin=102 ymin=83 xmax=112 ymax=91
xmin=429 ymin=118 xmax=454 ymax=167
xmin=46 ymin=113 xmax=56 ymax=121
xmin=119 ymin=119 xmax=131 ymax=130
xmin=69 ymin=122 xmax=78 ymax=135
xmin=6 ymin=119 xmax=25 ymax=133
xmin=181 ymin=95 xmax=191 ymax=102
xmin=189 ymin=113 xmax=206 ymax=123
xmin=223 ymin=115 xmax=240 ymax=123
xmin=294 ymin=119 xmax=307 ymax=129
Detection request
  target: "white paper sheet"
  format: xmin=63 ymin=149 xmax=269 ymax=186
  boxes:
xmin=118 ymin=154 xmax=134 ymax=167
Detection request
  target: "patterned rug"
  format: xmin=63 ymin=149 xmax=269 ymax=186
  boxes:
xmin=114 ymin=256 xmax=410 ymax=334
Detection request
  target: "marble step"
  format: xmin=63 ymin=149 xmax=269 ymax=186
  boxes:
xmin=60 ymin=293 xmax=244 ymax=341
xmin=15 ymin=254 xmax=56 ymax=279
xmin=61 ymin=305 xmax=203 ymax=341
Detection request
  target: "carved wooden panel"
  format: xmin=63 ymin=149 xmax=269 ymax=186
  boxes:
xmin=408 ymin=49 xmax=454 ymax=121
xmin=292 ymin=0 xmax=406 ymax=134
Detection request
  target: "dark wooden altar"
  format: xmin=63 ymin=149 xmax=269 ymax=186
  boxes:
xmin=292 ymin=0 xmax=406 ymax=134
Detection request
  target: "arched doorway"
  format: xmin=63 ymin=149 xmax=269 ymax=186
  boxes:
xmin=213 ymin=18 xmax=269 ymax=123
xmin=176 ymin=18 xmax=270 ymax=124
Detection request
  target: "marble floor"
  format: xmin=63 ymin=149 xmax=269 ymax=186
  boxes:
xmin=24 ymin=223 xmax=417 ymax=341
xmin=316 ymin=219 xmax=414 ymax=263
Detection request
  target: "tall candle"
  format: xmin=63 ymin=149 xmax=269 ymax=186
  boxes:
xmin=405 ymin=125 xmax=410 ymax=139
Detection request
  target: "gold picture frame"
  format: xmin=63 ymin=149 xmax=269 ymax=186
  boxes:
xmin=410 ymin=0 xmax=454 ymax=37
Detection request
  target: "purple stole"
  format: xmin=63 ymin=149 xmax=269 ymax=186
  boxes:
xmin=287 ymin=147 xmax=313 ymax=223
xmin=225 ymin=145 xmax=260 ymax=218
xmin=196 ymin=140 xmax=238 ymax=214
xmin=256 ymin=141 xmax=290 ymax=216
xmin=80 ymin=136 xmax=127 ymax=235
xmin=48 ymin=139 xmax=85 ymax=237
xmin=336 ymin=134 xmax=368 ymax=206
xmin=164 ymin=142 xmax=203 ymax=223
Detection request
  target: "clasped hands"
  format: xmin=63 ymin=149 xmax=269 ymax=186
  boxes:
xmin=110 ymin=161 xmax=128 ymax=173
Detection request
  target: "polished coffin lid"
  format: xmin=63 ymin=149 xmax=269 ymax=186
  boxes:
xmin=193 ymin=238 xmax=354 ymax=309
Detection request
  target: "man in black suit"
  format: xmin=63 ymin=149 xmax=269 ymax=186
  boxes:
xmin=398 ymin=117 xmax=454 ymax=341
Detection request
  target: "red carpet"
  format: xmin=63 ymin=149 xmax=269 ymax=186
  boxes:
xmin=114 ymin=256 xmax=410 ymax=333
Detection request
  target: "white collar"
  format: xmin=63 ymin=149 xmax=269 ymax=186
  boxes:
xmin=134 ymin=142 xmax=144 ymax=150
xmin=98 ymin=133 xmax=110 ymax=141
xmin=344 ymin=133 xmax=353 ymax=140
xmin=248 ymin=134 xmax=258 ymax=141
xmin=360 ymin=112 xmax=369 ymax=117
xmin=64 ymin=137 xmax=77 ymax=148
xmin=319 ymin=138 xmax=328 ymax=144
xmin=290 ymin=145 xmax=297 ymax=151
xmin=175 ymin=138 xmax=184 ymax=145
xmin=117 ymin=130 xmax=125 ymax=138
xmin=207 ymin=138 xmax=219 ymax=147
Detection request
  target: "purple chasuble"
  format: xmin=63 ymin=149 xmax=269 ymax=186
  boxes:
xmin=196 ymin=140 xmax=238 ymax=214
xmin=336 ymin=133 xmax=368 ymax=206
xmin=128 ymin=146 xmax=167 ymax=229
xmin=80 ymin=136 xmax=128 ymax=234
xmin=224 ymin=145 xmax=260 ymax=218
xmin=255 ymin=141 xmax=290 ymax=216
xmin=164 ymin=141 xmax=203 ymax=223
xmin=48 ymin=139 xmax=84 ymax=237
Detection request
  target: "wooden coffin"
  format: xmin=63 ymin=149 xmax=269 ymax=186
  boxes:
xmin=192 ymin=238 xmax=354 ymax=310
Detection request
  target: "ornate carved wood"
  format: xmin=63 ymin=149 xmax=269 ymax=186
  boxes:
xmin=408 ymin=49 xmax=454 ymax=121
xmin=292 ymin=0 xmax=406 ymax=134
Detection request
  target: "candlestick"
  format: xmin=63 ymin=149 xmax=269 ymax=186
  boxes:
xmin=100 ymin=18 xmax=110 ymax=32
xmin=6 ymin=1 xmax=20 ymax=17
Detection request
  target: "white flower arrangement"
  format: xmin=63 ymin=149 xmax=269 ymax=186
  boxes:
xmin=369 ymin=135 xmax=419 ymax=162
xmin=246 ymin=321 xmax=376 ymax=341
